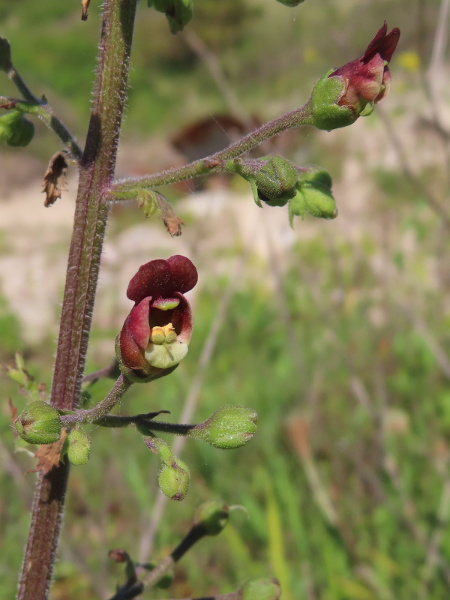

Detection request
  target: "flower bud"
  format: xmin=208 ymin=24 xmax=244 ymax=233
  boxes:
xmin=288 ymin=169 xmax=337 ymax=225
xmin=0 ymin=37 xmax=12 ymax=72
xmin=148 ymin=0 xmax=193 ymax=34
xmin=15 ymin=401 xmax=61 ymax=444
xmin=66 ymin=428 xmax=91 ymax=466
xmin=227 ymin=156 xmax=298 ymax=207
xmin=189 ymin=405 xmax=257 ymax=449
xmin=0 ymin=111 xmax=34 ymax=147
xmin=240 ymin=578 xmax=281 ymax=600
xmin=158 ymin=457 xmax=190 ymax=501
xmin=308 ymin=23 xmax=400 ymax=130
xmin=194 ymin=501 xmax=230 ymax=536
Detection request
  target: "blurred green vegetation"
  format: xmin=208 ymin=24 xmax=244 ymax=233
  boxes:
xmin=1 ymin=0 xmax=449 ymax=599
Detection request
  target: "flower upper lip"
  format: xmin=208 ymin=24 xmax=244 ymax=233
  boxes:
xmin=127 ymin=255 xmax=198 ymax=304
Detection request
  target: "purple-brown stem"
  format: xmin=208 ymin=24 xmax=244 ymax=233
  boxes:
xmin=16 ymin=1 xmax=138 ymax=598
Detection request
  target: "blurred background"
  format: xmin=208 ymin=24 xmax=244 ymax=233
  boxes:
xmin=1 ymin=0 xmax=450 ymax=598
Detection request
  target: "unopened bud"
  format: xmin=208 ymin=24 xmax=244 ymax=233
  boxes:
xmin=158 ymin=457 xmax=190 ymax=501
xmin=15 ymin=401 xmax=61 ymax=444
xmin=227 ymin=156 xmax=298 ymax=207
xmin=240 ymin=578 xmax=281 ymax=600
xmin=66 ymin=428 xmax=91 ymax=465
xmin=0 ymin=111 xmax=34 ymax=147
xmin=194 ymin=501 xmax=230 ymax=536
xmin=189 ymin=405 xmax=257 ymax=449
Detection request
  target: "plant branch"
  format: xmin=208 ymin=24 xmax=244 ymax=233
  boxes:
xmin=109 ymin=103 xmax=312 ymax=197
xmin=0 ymin=94 xmax=82 ymax=161
xmin=16 ymin=1 xmax=138 ymax=598
xmin=59 ymin=375 xmax=132 ymax=425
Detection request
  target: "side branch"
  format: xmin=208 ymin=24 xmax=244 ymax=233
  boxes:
xmin=110 ymin=103 xmax=313 ymax=196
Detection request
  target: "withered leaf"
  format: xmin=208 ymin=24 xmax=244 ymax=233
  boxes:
xmin=42 ymin=151 xmax=68 ymax=207
xmin=32 ymin=430 xmax=68 ymax=474
xmin=155 ymin=193 xmax=183 ymax=236
xmin=8 ymin=398 xmax=18 ymax=425
xmin=81 ymin=0 xmax=91 ymax=20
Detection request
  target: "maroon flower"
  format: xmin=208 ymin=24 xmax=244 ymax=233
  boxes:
xmin=117 ymin=255 xmax=198 ymax=382
xmin=331 ymin=22 xmax=400 ymax=113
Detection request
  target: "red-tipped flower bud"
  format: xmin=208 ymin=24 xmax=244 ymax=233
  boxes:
xmin=15 ymin=401 xmax=62 ymax=444
xmin=308 ymin=23 xmax=400 ymax=130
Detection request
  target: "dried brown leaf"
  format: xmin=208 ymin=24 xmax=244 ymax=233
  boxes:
xmin=8 ymin=398 xmax=18 ymax=424
xmin=81 ymin=0 xmax=91 ymax=20
xmin=42 ymin=151 xmax=68 ymax=207
xmin=32 ymin=430 xmax=68 ymax=474
xmin=155 ymin=194 xmax=184 ymax=236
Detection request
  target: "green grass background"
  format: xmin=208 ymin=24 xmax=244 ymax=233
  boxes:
xmin=1 ymin=0 xmax=450 ymax=599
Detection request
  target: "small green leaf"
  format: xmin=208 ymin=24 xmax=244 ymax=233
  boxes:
xmin=148 ymin=0 xmax=193 ymax=34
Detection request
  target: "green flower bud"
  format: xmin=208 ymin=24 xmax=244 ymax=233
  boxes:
xmin=0 ymin=111 xmax=34 ymax=147
xmin=240 ymin=578 xmax=281 ymax=600
xmin=147 ymin=0 xmax=193 ymax=34
xmin=158 ymin=457 xmax=190 ymax=501
xmin=0 ymin=37 xmax=12 ymax=72
xmin=147 ymin=438 xmax=191 ymax=500
xmin=227 ymin=156 xmax=298 ymax=207
xmin=189 ymin=405 xmax=257 ymax=449
xmin=288 ymin=169 xmax=337 ymax=225
xmin=15 ymin=401 xmax=61 ymax=445
xmin=66 ymin=428 xmax=91 ymax=466
xmin=308 ymin=71 xmax=354 ymax=131
xmin=194 ymin=501 xmax=230 ymax=536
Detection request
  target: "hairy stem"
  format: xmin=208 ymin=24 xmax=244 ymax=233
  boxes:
xmin=59 ymin=375 xmax=132 ymax=425
xmin=110 ymin=103 xmax=312 ymax=196
xmin=16 ymin=1 xmax=138 ymax=598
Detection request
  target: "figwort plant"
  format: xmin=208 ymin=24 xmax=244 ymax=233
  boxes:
xmin=0 ymin=2 xmax=399 ymax=599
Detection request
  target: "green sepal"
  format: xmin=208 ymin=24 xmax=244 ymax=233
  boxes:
xmin=64 ymin=428 xmax=91 ymax=466
xmin=147 ymin=0 xmax=193 ymax=34
xmin=0 ymin=111 xmax=34 ymax=147
xmin=240 ymin=578 xmax=281 ymax=600
xmin=288 ymin=169 xmax=337 ymax=225
xmin=226 ymin=156 xmax=298 ymax=207
xmin=14 ymin=401 xmax=62 ymax=445
xmin=137 ymin=189 xmax=158 ymax=218
xmin=308 ymin=71 xmax=355 ymax=131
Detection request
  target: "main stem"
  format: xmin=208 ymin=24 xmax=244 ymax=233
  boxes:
xmin=17 ymin=1 xmax=138 ymax=598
